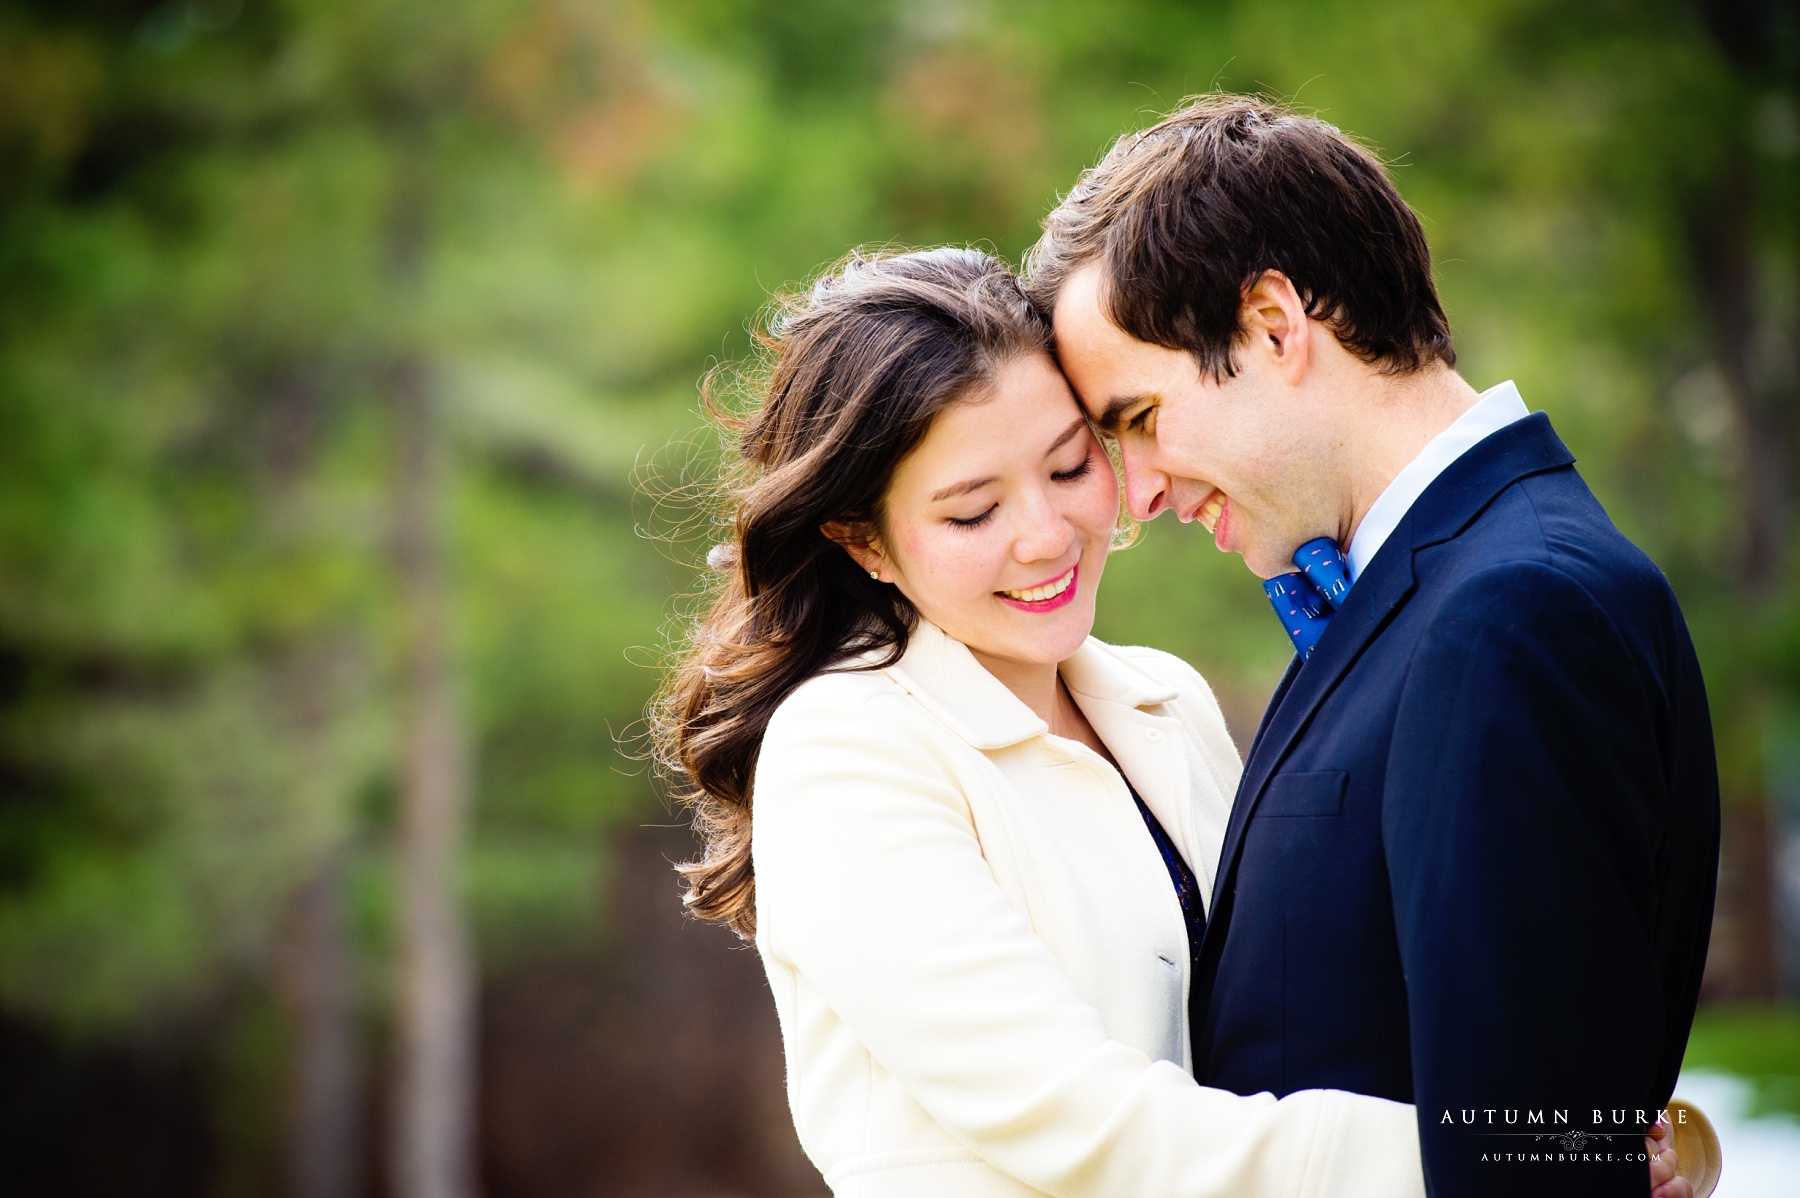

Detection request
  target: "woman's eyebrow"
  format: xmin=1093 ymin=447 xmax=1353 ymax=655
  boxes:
xmin=1045 ymin=415 xmax=1089 ymax=455
xmin=927 ymin=417 xmax=1090 ymax=502
xmin=930 ymin=475 xmax=999 ymax=502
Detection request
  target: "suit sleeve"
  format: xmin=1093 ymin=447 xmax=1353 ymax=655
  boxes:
xmin=755 ymin=681 xmax=1422 ymax=1198
xmin=1383 ymin=563 xmax=1669 ymax=1197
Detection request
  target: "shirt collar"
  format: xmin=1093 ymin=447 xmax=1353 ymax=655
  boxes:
xmin=1345 ymin=380 xmax=1531 ymax=582
xmin=875 ymin=619 xmax=1177 ymax=751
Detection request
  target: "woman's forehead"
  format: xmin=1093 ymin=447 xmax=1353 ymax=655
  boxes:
xmin=893 ymin=362 xmax=1087 ymax=494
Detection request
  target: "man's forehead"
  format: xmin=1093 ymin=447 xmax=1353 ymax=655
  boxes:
xmin=1050 ymin=263 xmax=1113 ymax=343
xmin=1049 ymin=267 xmax=1119 ymax=408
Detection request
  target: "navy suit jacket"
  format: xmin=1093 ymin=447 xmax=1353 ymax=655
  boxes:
xmin=1190 ymin=414 xmax=1719 ymax=1197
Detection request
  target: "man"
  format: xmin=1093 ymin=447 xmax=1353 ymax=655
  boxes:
xmin=1026 ymin=95 xmax=1719 ymax=1196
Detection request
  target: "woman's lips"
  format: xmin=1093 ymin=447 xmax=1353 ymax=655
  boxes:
xmin=997 ymin=564 xmax=1079 ymax=613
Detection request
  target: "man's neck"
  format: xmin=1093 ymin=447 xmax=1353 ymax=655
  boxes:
xmin=1337 ymin=364 xmax=1482 ymax=547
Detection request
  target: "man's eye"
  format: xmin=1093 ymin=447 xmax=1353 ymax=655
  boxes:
xmin=947 ymin=506 xmax=996 ymax=528
xmin=1127 ymin=407 xmax=1153 ymax=433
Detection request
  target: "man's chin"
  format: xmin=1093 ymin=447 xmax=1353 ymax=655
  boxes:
xmin=1206 ymin=511 xmax=1294 ymax=578
xmin=1240 ymin=545 xmax=1296 ymax=581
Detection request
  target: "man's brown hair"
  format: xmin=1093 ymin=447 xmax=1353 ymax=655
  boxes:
xmin=1025 ymin=93 xmax=1455 ymax=380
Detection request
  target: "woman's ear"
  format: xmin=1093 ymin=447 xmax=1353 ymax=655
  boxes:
xmin=821 ymin=521 xmax=889 ymax=582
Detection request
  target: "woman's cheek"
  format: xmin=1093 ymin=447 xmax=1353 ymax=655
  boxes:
xmin=1080 ymin=470 xmax=1122 ymax=538
xmin=902 ymin=524 xmax=998 ymax=603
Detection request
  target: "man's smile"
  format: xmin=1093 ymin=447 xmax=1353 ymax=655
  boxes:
xmin=1196 ymin=490 xmax=1226 ymax=533
xmin=1178 ymin=487 xmax=1227 ymax=533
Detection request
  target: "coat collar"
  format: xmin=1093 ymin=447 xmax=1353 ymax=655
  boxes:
xmin=879 ymin=619 xmax=1213 ymax=902
xmin=1207 ymin=412 xmax=1577 ymax=916
xmin=876 ymin=619 xmax=1178 ymax=751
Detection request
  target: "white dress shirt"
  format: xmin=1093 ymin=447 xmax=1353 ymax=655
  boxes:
xmin=1345 ymin=380 xmax=1531 ymax=583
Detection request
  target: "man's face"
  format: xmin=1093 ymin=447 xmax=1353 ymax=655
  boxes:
xmin=1051 ymin=263 xmax=1335 ymax=579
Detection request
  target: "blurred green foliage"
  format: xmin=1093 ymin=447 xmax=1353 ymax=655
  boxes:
xmin=0 ymin=0 xmax=1794 ymax=1055
xmin=1683 ymin=1005 xmax=1800 ymax=1117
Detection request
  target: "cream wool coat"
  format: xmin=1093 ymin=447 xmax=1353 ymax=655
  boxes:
xmin=751 ymin=619 xmax=1425 ymax=1198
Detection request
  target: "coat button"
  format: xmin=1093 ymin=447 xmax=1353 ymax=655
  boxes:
xmin=1144 ymin=728 xmax=1163 ymax=742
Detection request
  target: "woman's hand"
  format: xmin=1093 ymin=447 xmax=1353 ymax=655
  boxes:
xmin=1647 ymin=1117 xmax=1691 ymax=1198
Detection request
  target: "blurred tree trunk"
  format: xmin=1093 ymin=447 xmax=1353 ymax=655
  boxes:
xmin=1689 ymin=146 xmax=1790 ymax=590
xmin=387 ymin=149 xmax=478 ymax=1198
xmin=1686 ymin=147 xmax=1785 ymax=1002
xmin=282 ymin=852 xmax=364 ymax=1198
xmin=1691 ymin=0 xmax=1800 ymax=1000
xmin=260 ymin=355 xmax=369 ymax=1198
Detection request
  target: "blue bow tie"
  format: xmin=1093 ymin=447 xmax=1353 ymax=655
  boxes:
xmin=1263 ymin=538 xmax=1351 ymax=660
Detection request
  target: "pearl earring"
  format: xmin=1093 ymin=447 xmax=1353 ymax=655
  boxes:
xmin=869 ymin=570 xmax=880 ymax=580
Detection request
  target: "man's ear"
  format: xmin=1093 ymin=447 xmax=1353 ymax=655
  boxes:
xmin=821 ymin=521 xmax=889 ymax=582
xmin=1241 ymin=271 xmax=1312 ymax=384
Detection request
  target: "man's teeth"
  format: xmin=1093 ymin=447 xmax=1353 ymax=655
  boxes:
xmin=1001 ymin=568 xmax=1075 ymax=603
xmin=1197 ymin=493 xmax=1225 ymax=533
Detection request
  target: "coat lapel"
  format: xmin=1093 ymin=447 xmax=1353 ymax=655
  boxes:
xmin=1206 ymin=412 xmax=1578 ymax=916
xmin=880 ymin=620 xmax=1047 ymax=750
xmin=882 ymin=626 xmax=1210 ymax=878
xmin=1061 ymin=643 xmax=1209 ymax=888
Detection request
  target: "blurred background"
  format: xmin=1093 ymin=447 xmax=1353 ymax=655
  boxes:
xmin=1 ymin=0 xmax=1798 ymax=1195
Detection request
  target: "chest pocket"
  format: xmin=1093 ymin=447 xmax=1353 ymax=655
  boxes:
xmin=1258 ymin=770 xmax=1346 ymax=818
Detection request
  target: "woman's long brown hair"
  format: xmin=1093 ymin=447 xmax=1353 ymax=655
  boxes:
xmin=652 ymin=247 xmax=1051 ymax=938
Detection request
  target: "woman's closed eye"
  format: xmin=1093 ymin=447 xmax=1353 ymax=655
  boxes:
xmin=947 ymin=454 xmax=1094 ymax=527
xmin=946 ymin=505 xmax=997 ymax=529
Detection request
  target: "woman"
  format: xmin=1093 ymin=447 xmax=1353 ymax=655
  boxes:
xmin=653 ymin=247 xmax=1694 ymax=1198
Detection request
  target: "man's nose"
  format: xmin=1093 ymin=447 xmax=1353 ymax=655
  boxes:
xmin=1119 ymin=440 xmax=1171 ymax=521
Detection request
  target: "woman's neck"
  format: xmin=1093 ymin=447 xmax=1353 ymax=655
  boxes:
xmin=968 ymin=649 xmax=1060 ymax=724
xmin=967 ymin=647 xmax=1110 ymax=760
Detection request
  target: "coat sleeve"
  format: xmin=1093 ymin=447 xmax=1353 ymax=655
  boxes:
xmin=1383 ymin=562 xmax=1670 ymax=1197
xmin=754 ymin=679 xmax=1423 ymax=1198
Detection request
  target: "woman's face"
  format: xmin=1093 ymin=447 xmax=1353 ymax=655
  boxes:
xmin=862 ymin=352 xmax=1119 ymax=672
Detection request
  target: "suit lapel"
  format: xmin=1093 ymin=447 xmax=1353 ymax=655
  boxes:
xmin=1243 ymin=654 xmax=1303 ymax=767
xmin=1204 ymin=412 xmax=1579 ymax=918
xmin=1208 ymin=544 xmax=1418 ymax=911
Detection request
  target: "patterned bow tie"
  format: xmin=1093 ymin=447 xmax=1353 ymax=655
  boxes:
xmin=1263 ymin=538 xmax=1351 ymax=660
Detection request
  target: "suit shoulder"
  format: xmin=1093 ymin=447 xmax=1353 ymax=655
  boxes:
xmin=1441 ymin=474 xmax=1679 ymax=622
xmin=1412 ymin=559 xmax=1662 ymax=699
xmin=1434 ymin=557 xmax=1610 ymax=624
xmin=1512 ymin=469 xmax=1676 ymax=594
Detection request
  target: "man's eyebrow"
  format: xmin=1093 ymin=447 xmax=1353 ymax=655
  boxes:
xmin=930 ymin=475 xmax=1000 ymax=503
xmin=1093 ymin=394 xmax=1151 ymax=434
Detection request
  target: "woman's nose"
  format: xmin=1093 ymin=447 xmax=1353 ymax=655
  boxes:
xmin=1011 ymin=488 xmax=1076 ymax=563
